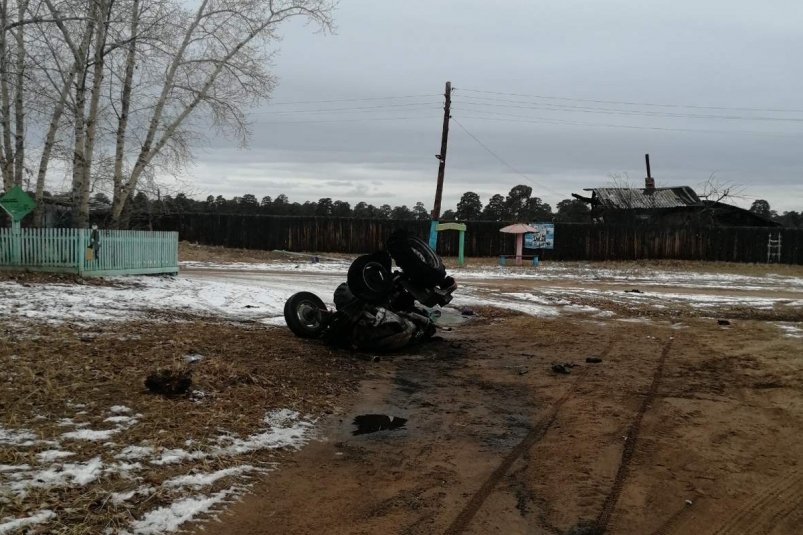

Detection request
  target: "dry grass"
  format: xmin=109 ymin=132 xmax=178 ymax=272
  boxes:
xmin=179 ymin=242 xmax=353 ymax=264
xmin=0 ymin=318 xmax=365 ymax=533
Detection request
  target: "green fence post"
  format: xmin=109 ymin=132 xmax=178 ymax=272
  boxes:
xmin=458 ymin=229 xmax=465 ymax=266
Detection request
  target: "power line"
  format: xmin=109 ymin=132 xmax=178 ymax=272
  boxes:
xmin=264 ymin=93 xmax=442 ymax=106
xmin=254 ymin=115 xmax=437 ymax=125
xmin=250 ymin=102 xmax=441 ymax=115
xmin=450 ymin=117 xmax=565 ymax=198
xmin=453 ymin=97 xmax=803 ymax=123
xmin=452 ymin=109 xmax=800 ymax=137
xmin=457 ymin=87 xmax=803 ymax=114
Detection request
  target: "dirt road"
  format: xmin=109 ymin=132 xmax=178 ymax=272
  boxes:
xmin=190 ymin=307 xmax=803 ymax=534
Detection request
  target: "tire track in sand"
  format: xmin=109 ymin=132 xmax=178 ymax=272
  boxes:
xmin=595 ymin=337 xmax=674 ymax=533
xmin=443 ymin=338 xmax=618 ymax=535
xmin=708 ymin=470 xmax=803 ymax=535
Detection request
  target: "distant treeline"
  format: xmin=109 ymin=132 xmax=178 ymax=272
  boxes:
xmin=118 ymin=184 xmax=586 ymax=224
xmin=120 ymin=187 xmax=800 ymax=229
xmin=16 ymin=185 xmax=802 ymax=229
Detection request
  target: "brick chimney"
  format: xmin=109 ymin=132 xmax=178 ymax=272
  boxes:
xmin=644 ymin=153 xmax=656 ymax=191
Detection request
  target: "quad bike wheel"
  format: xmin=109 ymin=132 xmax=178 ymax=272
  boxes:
xmin=387 ymin=230 xmax=446 ymax=287
xmin=347 ymin=252 xmax=394 ymax=304
xmin=284 ymin=292 xmax=327 ymax=338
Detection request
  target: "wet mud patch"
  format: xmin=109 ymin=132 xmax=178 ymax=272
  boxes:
xmin=352 ymin=414 xmax=408 ymax=435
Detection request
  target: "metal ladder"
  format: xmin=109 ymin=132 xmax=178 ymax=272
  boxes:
xmin=767 ymin=232 xmax=782 ymax=263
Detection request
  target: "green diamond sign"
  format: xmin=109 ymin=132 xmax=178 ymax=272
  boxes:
xmin=0 ymin=186 xmax=36 ymax=221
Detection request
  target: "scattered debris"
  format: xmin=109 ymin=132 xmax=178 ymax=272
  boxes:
xmin=685 ymin=499 xmax=693 ymax=506
xmin=586 ymin=357 xmax=603 ymax=364
xmin=183 ymin=353 xmax=204 ymax=364
xmin=551 ymin=363 xmax=576 ymax=374
xmin=352 ymin=414 xmax=408 ymax=435
xmin=518 ymin=367 xmax=529 ymax=375
xmin=145 ymin=369 xmax=193 ymax=396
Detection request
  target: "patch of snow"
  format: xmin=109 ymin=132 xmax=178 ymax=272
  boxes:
xmin=110 ymin=405 xmax=132 ymax=414
xmin=0 ymin=464 xmax=30 ymax=472
xmin=62 ymin=428 xmax=119 ymax=441
xmin=150 ymin=448 xmax=207 ymax=466
xmin=36 ymin=450 xmax=74 ymax=463
xmin=452 ymin=292 xmax=561 ymax=317
xmin=0 ymin=425 xmax=38 ymax=446
xmin=775 ymin=323 xmax=803 ymax=338
xmin=0 ymin=509 xmax=55 ymax=534
xmin=163 ymin=465 xmax=255 ymax=489
xmin=57 ymin=418 xmax=79 ymax=427
xmin=0 ymin=274 xmax=330 ymax=324
xmin=121 ymin=489 xmax=233 ymax=535
xmin=115 ymin=445 xmax=155 ymax=460
xmin=259 ymin=316 xmax=287 ymax=326
xmin=8 ymin=457 xmax=104 ymax=494
xmin=106 ymin=461 xmax=143 ymax=476
xmin=104 ymin=415 xmax=139 ymax=425
xmin=214 ymin=409 xmax=314 ymax=456
xmin=110 ymin=485 xmax=153 ymax=506
xmin=180 ymin=260 xmax=351 ymax=274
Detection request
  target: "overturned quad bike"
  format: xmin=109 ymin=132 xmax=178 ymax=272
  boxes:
xmin=284 ymin=230 xmax=457 ymax=352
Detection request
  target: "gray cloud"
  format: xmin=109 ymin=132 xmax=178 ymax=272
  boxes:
xmin=174 ymin=0 xmax=803 ymax=213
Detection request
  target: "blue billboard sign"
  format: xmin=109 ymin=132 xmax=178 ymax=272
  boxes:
xmin=524 ymin=223 xmax=554 ymax=249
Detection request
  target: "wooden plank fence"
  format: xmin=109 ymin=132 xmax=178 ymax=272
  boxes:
xmin=0 ymin=228 xmax=179 ymax=276
xmin=155 ymin=214 xmax=803 ymax=265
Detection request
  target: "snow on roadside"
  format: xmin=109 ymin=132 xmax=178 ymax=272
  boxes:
xmin=181 ymin=259 xmax=352 ymax=273
xmin=3 ymin=260 xmax=800 ymax=325
xmin=0 ymin=407 xmax=315 ymax=534
xmin=162 ymin=466 xmax=256 ymax=489
xmin=0 ymin=275 xmax=293 ymax=324
xmin=0 ymin=425 xmax=38 ymax=446
xmin=179 ymin=259 xmax=803 ymax=292
xmin=454 ymin=264 xmax=803 ymax=291
xmin=61 ymin=428 xmax=120 ymax=441
xmin=775 ymin=323 xmax=803 ymax=338
xmin=120 ymin=490 xmax=234 ymax=535
xmin=0 ymin=510 xmax=55 ymax=534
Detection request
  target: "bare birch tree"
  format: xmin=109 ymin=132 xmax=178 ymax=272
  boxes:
xmin=107 ymin=0 xmax=334 ymax=226
xmin=2 ymin=0 xmax=333 ymax=229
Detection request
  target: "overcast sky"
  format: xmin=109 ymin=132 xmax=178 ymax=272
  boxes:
xmin=182 ymin=0 xmax=803 ymax=213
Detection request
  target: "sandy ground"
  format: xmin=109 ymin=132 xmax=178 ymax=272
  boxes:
xmin=186 ymin=310 xmax=802 ymax=535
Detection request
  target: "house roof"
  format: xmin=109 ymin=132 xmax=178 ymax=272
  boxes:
xmin=702 ymin=200 xmax=782 ymax=227
xmin=583 ymin=186 xmax=702 ymax=210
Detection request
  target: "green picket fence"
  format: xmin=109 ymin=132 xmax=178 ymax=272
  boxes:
xmin=0 ymin=228 xmax=178 ymax=276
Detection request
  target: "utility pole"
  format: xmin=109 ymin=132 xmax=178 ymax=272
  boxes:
xmin=429 ymin=81 xmax=451 ymax=249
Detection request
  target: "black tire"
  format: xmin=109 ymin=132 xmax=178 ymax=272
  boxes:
xmin=284 ymin=292 xmax=327 ymax=338
xmin=387 ymin=230 xmax=446 ymax=287
xmin=347 ymin=253 xmax=394 ymax=304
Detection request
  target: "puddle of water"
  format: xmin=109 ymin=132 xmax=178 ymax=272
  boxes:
xmin=430 ymin=307 xmax=470 ymax=327
xmin=352 ymin=414 xmax=408 ymax=435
